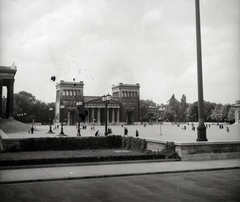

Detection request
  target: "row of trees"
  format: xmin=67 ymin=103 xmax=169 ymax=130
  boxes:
xmin=2 ymin=91 xmax=237 ymax=124
xmin=12 ymin=91 xmax=55 ymax=123
xmin=141 ymin=94 xmax=237 ymax=123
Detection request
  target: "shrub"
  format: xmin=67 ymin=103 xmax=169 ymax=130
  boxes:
xmin=122 ymin=137 xmax=147 ymax=152
xmin=17 ymin=136 xmax=122 ymax=152
xmin=159 ymin=141 xmax=180 ymax=159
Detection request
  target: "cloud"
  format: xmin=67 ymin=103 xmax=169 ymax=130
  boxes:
xmin=0 ymin=0 xmax=239 ymax=104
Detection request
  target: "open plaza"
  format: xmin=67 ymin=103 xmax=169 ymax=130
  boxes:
xmin=4 ymin=122 xmax=240 ymax=143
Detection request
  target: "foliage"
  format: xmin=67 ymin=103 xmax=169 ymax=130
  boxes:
xmin=140 ymin=99 xmax=158 ymax=121
xmin=227 ymin=107 xmax=235 ymax=123
xmin=188 ymin=101 xmax=217 ymax=122
xmin=15 ymin=136 xmax=123 ymax=151
xmin=163 ymin=94 xmax=181 ymax=122
xmin=13 ymin=91 xmax=55 ymax=123
xmin=122 ymin=136 xmax=147 ymax=152
xmin=158 ymin=142 xmax=180 ymax=159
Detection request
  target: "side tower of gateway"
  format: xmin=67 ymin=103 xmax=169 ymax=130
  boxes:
xmin=55 ymin=80 xmax=84 ymax=125
xmin=55 ymin=81 xmax=140 ymax=125
xmin=112 ymin=83 xmax=140 ymax=124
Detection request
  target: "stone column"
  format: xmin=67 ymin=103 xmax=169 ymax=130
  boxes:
xmin=6 ymin=79 xmax=14 ymax=119
xmin=117 ymin=108 xmax=120 ymax=123
xmin=97 ymin=108 xmax=101 ymax=124
xmin=126 ymin=112 xmax=128 ymax=124
xmin=112 ymin=108 xmax=115 ymax=123
xmin=107 ymin=108 xmax=109 ymax=123
xmin=0 ymin=79 xmax=3 ymax=119
xmin=91 ymin=108 xmax=94 ymax=123
xmin=85 ymin=108 xmax=89 ymax=123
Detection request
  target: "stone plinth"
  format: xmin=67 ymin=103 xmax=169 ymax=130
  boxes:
xmin=146 ymin=138 xmax=240 ymax=161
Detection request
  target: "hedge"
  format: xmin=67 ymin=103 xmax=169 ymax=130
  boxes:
xmin=16 ymin=135 xmax=122 ymax=152
xmin=2 ymin=136 xmax=180 ymax=160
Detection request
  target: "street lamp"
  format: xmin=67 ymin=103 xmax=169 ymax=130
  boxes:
xmin=58 ymin=105 xmax=67 ymax=136
xmin=76 ymin=101 xmax=82 ymax=136
xmin=102 ymin=93 xmax=111 ymax=136
xmin=159 ymin=106 xmax=165 ymax=135
xmin=47 ymin=108 xmax=54 ymax=134
xmin=158 ymin=118 xmax=163 ymax=135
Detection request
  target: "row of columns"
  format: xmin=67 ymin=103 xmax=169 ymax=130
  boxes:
xmin=0 ymin=79 xmax=14 ymax=119
xmin=86 ymin=107 xmax=120 ymax=124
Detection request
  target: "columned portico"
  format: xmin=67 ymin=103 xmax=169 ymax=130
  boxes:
xmin=0 ymin=66 xmax=17 ymax=119
xmin=84 ymin=97 xmax=120 ymax=125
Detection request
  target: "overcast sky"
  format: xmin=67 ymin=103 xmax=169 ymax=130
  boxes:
xmin=1 ymin=0 xmax=239 ymax=105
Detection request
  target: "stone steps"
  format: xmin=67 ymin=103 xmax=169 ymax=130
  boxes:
xmin=0 ymin=119 xmax=31 ymax=133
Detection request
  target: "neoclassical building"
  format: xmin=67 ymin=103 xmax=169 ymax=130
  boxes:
xmin=55 ymin=81 xmax=140 ymax=125
xmin=0 ymin=65 xmax=17 ymax=119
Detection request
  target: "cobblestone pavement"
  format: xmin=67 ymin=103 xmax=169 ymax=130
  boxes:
xmin=0 ymin=169 xmax=239 ymax=202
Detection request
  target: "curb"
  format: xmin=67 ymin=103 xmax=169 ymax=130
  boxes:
xmin=0 ymin=158 xmax=180 ymax=170
xmin=1 ymin=166 xmax=239 ymax=185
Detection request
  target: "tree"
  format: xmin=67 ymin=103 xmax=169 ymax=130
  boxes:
xmin=140 ymin=99 xmax=158 ymax=121
xmin=227 ymin=107 xmax=235 ymax=123
xmin=13 ymin=91 xmax=54 ymax=123
xmin=163 ymin=94 xmax=181 ymax=122
xmin=179 ymin=94 xmax=187 ymax=121
xmin=210 ymin=104 xmax=222 ymax=122
xmin=219 ymin=104 xmax=231 ymax=122
xmin=188 ymin=101 xmax=198 ymax=122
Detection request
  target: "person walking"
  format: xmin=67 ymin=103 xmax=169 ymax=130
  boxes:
xmin=136 ymin=130 xmax=139 ymax=138
xmin=124 ymin=127 xmax=128 ymax=136
xmin=30 ymin=126 xmax=34 ymax=134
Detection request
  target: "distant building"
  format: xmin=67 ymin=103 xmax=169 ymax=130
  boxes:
xmin=55 ymin=81 xmax=140 ymax=125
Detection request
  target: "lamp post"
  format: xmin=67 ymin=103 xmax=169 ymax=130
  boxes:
xmin=47 ymin=108 xmax=54 ymax=134
xmin=102 ymin=94 xmax=111 ymax=136
xmin=76 ymin=101 xmax=82 ymax=136
xmin=158 ymin=107 xmax=165 ymax=135
xmin=158 ymin=118 xmax=163 ymax=135
xmin=195 ymin=0 xmax=207 ymax=141
xmin=59 ymin=105 xmax=67 ymax=136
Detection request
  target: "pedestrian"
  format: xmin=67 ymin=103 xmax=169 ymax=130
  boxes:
xmin=226 ymin=127 xmax=229 ymax=132
xmin=95 ymin=130 xmax=99 ymax=136
xmin=31 ymin=126 xmax=34 ymax=134
xmin=124 ymin=127 xmax=128 ymax=135
xmin=136 ymin=130 xmax=139 ymax=138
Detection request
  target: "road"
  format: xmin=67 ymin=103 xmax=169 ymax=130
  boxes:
xmin=0 ymin=169 xmax=239 ymax=202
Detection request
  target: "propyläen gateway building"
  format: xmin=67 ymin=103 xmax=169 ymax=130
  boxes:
xmin=55 ymin=81 xmax=140 ymax=125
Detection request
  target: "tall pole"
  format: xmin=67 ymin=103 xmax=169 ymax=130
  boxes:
xmin=105 ymin=102 xmax=108 ymax=136
xmin=195 ymin=0 xmax=207 ymax=141
xmin=47 ymin=108 xmax=54 ymax=134
xmin=59 ymin=105 xmax=67 ymax=136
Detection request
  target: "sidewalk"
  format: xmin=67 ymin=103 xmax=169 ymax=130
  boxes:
xmin=0 ymin=159 xmax=239 ymax=184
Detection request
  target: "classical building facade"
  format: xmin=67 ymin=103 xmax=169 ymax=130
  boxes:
xmin=55 ymin=81 xmax=140 ymax=125
xmin=0 ymin=65 xmax=17 ymax=119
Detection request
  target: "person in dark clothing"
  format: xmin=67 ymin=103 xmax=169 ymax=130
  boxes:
xmin=124 ymin=127 xmax=128 ymax=135
xmin=31 ymin=126 xmax=34 ymax=134
xmin=136 ymin=130 xmax=139 ymax=138
xmin=95 ymin=130 xmax=99 ymax=136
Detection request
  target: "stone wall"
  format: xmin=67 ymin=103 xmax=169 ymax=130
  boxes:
xmin=146 ymin=138 xmax=240 ymax=161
